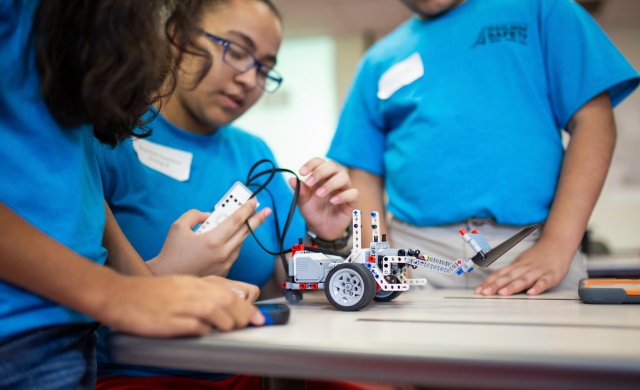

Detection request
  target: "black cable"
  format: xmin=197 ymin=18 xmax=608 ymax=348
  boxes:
xmin=243 ymin=159 xmax=352 ymax=276
xmin=243 ymin=159 xmax=301 ymax=272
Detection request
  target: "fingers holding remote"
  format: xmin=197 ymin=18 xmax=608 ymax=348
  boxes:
xmin=216 ymin=198 xmax=271 ymax=239
xmin=149 ymin=200 xmax=271 ymax=278
xmin=197 ymin=199 xmax=271 ymax=276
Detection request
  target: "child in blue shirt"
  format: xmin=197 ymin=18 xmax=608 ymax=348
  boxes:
xmin=0 ymin=1 xmax=263 ymax=389
xmin=328 ymin=0 xmax=639 ymax=296
xmin=94 ymin=0 xmax=358 ymax=388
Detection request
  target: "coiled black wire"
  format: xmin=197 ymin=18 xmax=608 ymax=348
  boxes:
xmin=244 ymin=159 xmax=300 ymax=271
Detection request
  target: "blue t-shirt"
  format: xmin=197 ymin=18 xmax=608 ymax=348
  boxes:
xmin=328 ymin=0 xmax=639 ymax=226
xmin=94 ymin=111 xmax=305 ymax=379
xmin=0 ymin=0 xmax=107 ymax=340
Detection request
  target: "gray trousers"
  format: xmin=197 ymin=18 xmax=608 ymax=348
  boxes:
xmin=388 ymin=216 xmax=587 ymax=291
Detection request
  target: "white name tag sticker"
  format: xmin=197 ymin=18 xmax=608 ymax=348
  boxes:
xmin=132 ymin=138 xmax=192 ymax=182
xmin=377 ymin=52 xmax=424 ymax=100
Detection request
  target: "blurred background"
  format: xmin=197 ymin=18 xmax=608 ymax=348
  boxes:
xmin=233 ymin=0 xmax=640 ymax=258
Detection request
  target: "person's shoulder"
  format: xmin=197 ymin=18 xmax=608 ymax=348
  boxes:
xmin=535 ymin=0 xmax=585 ymax=17
xmin=364 ymin=17 xmax=419 ymax=63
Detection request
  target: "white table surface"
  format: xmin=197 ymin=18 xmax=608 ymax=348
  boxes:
xmin=108 ymin=289 xmax=640 ymax=389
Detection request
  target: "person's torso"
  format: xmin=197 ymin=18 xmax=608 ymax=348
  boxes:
xmin=330 ymin=0 xmax=638 ymax=226
xmin=94 ymin=112 xmax=305 ymax=379
xmin=95 ymin=112 xmax=305 ymax=286
xmin=0 ymin=0 xmax=106 ymax=340
xmin=372 ymin=0 xmax=561 ymax=225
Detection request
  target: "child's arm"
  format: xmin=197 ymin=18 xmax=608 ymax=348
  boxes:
xmin=103 ymin=201 xmax=153 ymax=276
xmin=476 ymin=92 xmax=616 ymax=296
xmin=0 ymin=202 xmax=264 ymax=335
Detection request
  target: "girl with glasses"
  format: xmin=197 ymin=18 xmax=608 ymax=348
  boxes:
xmin=94 ymin=0 xmax=359 ymax=388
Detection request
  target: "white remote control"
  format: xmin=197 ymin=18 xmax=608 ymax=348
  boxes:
xmin=195 ymin=181 xmax=257 ymax=234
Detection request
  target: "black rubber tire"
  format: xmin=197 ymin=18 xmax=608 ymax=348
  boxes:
xmin=373 ymin=290 xmax=403 ymax=302
xmin=284 ymin=289 xmax=303 ymax=304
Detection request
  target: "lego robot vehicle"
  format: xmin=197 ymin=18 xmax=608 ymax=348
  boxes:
xmin=283 ymin=210 xmax=543 ymax=311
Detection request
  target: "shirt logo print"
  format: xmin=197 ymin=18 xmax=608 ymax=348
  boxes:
xmin=472 ymin=24 xmax=528 ymax=47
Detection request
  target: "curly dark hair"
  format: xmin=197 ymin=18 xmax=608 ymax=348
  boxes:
xmin=32 ymin=0 xmax=212 ymax=146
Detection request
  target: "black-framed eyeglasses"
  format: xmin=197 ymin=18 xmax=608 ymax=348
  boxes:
xmin=199 ymin=30 xmax=283 ymax=93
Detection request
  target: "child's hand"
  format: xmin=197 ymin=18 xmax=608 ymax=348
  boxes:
xmin=475 ymin=240 xmax=572 ymax=296
xmin=148 ymin=199 xmax=272 ymax=277
xmin=203 ymin=275 xmax=261 ymax=302
xmin=292 ymin=157 xmax=358 ymax=242
xmin=101 ymin=275 xmax=265 ymax=336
